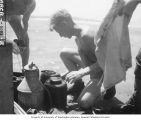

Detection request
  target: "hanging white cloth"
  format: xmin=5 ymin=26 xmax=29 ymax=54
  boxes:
xmin=95 ymin=0 xmax=140 ymax=90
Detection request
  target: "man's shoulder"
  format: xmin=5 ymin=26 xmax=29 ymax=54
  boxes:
xmin=81 ymin=26 xmax=95 ymax=40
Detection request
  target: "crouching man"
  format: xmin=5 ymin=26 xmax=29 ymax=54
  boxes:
xmin=49 ymin=9 xmax=116 ymax=109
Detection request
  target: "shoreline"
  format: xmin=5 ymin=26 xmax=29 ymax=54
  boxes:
xmin=30 ymin=16 xmax=141 ymax=30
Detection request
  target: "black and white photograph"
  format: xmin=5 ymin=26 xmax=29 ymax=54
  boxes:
xmin=0 ymin=0 xmax=141 ymax=119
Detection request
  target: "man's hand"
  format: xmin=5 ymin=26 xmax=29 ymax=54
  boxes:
xmin=12 ymin=41 xmax=20 ymax=54
xmin=66 ymin=70 xmax=84 ymax=84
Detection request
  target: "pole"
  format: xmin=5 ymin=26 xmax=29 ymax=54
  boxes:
xmin=0 ymin=43 xmax=14 ymax=114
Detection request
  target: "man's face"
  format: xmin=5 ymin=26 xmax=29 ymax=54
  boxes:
xmin=54 ymin=21 xmax=73 ymax=38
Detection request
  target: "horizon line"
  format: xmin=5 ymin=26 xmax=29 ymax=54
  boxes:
xmin=31 ymin=16 xmax=141 ymax=30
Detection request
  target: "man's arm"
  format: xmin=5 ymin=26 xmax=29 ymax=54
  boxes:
xmin=122 ymin=0 xmax=141 ymax=23
xmin=79 ymin=62 xmax=101 ymax=76
xmin=66 ymin=62 xmax=102 ymax=83
xmin=66 ymin=35 xmax=102 ymax=83
xmin=96 ymin=0 xmax=125 ymax=41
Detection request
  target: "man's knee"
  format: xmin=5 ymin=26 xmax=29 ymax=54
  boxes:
xmin=60 ymin=48 xmax=70 ymax=60
xmin=77 ymin=94 xmax=95 ymax=109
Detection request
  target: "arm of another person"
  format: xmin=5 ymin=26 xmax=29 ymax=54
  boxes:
xmin=22 ymin=0 xmax=36 ymax=32
xmin=96 ymin=0 xmax=125 ymax=41
xmin=122 ymin=0 xmax=141 ymax=23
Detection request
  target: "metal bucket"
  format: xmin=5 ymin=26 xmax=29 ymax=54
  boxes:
xmin=18 ymin=90 xmax=44 ymax=111
xmin=17 ymin=62 xmax=44 ymax=111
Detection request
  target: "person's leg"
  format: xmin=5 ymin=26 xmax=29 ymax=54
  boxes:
xmin=77 ymin=79 xmax=102 ymax=109
xmin=8 ymin=15 xmax=29 ymax=67
xmin=119 ymin=48 xmax=141 ymax=114
xmin=134 ymin=48 xmax=141 ymax=113
xmin=103 ymin=86 xmax=116 ymax=100
xmin=60 ymin=48 xmax=84 ymax=71
xmin=95 ymin=49 xmax=141 ymax=114
xmin=60 ymin=48 xmax=85 ymax=98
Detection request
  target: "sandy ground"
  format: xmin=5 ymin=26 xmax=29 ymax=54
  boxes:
xmin=6 ymin=18 xmax=141 ymax=104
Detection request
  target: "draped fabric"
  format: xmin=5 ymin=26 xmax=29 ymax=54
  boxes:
xmin=95 ymin=0 xmax=140 ymax=90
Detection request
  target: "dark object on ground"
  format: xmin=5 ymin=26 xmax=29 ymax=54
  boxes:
xmin=44 ymin=76 xmax=67 ymax=110
xmin=103 ymin=86 xmax=116 ymax=100
xmin=92 ymin=96 xmax=123 ymax=114
xmin=40 ymin=70 xmax=60 ymax=84
xmin=93 ymin=104 xmax=137 ymax=114
xmin=26 ymin=108 xmax=47 ymax=114
xmin=67 ymin=79 xmax=85 ymax=100
xmin=48 ymin=108 xmax=66 ymax=114
xmin=26 ymin=108 xmax=38 ymax=114
xmin=66 ymin=103 xmax=94 ymax=114
xmin=93 ymin=104 xmax=124 ymax=114
xmin=13 ymin=72 xmax=24 ymax=103
xmin=93 ymin=108 xmax=109 ymax=114
xmin=119 ymin=104 xmax=136 ymax=114
xmin=41 ymin=70 xmax=67 ymax=111
xmin=37 ymin=110 xmax=47 ymax=114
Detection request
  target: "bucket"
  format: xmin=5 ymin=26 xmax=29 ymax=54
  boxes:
xmin=18 ymin=90 xmax=44 ymax=111
xmin=17 ymin=62 xmax=44 ymax=111
xmin=17 ymin=77 xmax=44 ymax=111
xmin=23 ymin=63 xmax=43 ymax=92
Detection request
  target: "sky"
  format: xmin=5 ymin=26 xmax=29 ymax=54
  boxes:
xmin=32 ymin=0 xmax=141 ymax=27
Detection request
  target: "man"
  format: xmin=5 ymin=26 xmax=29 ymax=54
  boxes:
xmin=94 ymin=0 xmax=141 ymax=114
xmin=97 ymin=48 xmax=141 ymax=114
xmin=6 ymin=0 xmax=36 ymax=67
xmin=119 ymin=0 xmax=141 ymax=114
xmin=49 ymin=9 xmax=116 ymax=109
xmin=119 ymin=48 xmax=141 ymax=114
xmin=110 ymin=0 xmax=141 ymax=114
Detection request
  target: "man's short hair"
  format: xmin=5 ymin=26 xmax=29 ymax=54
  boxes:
xmin=49 ymin=9 xmax=73 ymax=31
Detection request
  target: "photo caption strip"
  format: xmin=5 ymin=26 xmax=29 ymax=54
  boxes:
xmin=0 ymin=0 xmax=6 ymax=46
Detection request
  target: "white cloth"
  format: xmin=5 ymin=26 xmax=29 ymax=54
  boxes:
xmin=95 ymin=0 xmax=140 ymax=90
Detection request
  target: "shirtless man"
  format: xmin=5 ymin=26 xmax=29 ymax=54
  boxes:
xmin=49 ymin=10 xmax=116 ymax=109
xmin=6 ymin=0 xmax=36 ymax=67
